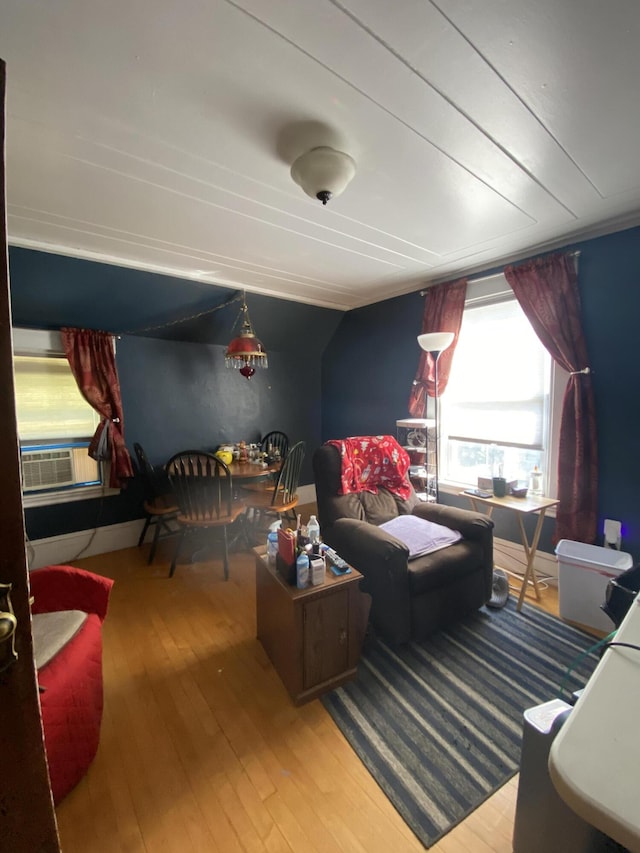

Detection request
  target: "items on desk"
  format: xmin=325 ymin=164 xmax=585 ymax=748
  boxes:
xmin=464 ymin=488 xmax=493 ymax=499
xmin=296 ymin=551 xmax=309 ymax=588
xmin=477 ymin=475 xmax=517 ymax=493
xmin=510 ymin=484 xmax=528 ymax=498
xmin=307 ymin=515 xmax=320 ymax=545
xmin=529 ymin=465 xmax=543 ymax=495
xmin=214 ymin=448 xmax=233 ymax=465
xmin=309 ymin=556 xmax=325 ymax=585
xmin=273 ymin=515 xmax=343 ymax=588
xmin=492 ymin=476 xmax=507 ymax=497
xmin=476 ymin=475 xmax=528 ymax=498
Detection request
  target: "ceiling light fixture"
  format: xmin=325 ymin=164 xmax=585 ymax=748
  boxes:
xmin=225 ymin=293 xmax=268 ymax=379
xmin=290 ymin=146 xmax=356 ymax=205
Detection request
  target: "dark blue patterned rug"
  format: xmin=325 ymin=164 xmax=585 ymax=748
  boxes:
xmin=321 ymin=597 xmax=601 ymax=848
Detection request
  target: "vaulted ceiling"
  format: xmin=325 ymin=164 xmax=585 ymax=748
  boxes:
xmin=2 ymin=1 xmax=640 ymax=311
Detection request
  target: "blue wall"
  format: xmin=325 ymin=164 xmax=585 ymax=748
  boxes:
xmin=322 ymin=225 xmax=640 ymax=562
xmin=9 ymin=247 xmax=342 ymax=540
xmin=11 ymin=224 xmax=640 ymax=562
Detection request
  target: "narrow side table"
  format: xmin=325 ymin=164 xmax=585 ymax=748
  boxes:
xmin=461 ymin=492 xmax=559 ymax=611
xmin=254 ymin=547 xmax=371 ymax=705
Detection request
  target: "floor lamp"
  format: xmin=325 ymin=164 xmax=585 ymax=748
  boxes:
xmin=417 ymin=332 xmax=454 ymax=503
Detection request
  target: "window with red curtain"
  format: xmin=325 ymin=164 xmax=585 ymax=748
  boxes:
xmin=61 ymin=328 xmax=133 ymax=489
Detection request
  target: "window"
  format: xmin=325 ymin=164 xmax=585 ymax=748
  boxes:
xmin=12 ymin=329 xmax=114 ymax=506
xmin=439 ymin=276 xmax=567 ymax=497
xmin=14 ymin=355 xmax=101 ymax=440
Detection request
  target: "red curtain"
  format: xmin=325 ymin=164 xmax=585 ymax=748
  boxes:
xmin=61 ymin=328 xmax=133 ymax=489
xmin=408 ymin=278 xmax=467 ymax=418
xmin=504 ymin=253 xmax=597 ymax=544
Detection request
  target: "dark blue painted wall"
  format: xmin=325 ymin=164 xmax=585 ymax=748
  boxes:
xmin=12 ymin=224 xmax=640 ymax=561
xmin=322 ymin=225 xmax=640 ymax=562
xmin=10 ymin=247 xmax=341 ymax=540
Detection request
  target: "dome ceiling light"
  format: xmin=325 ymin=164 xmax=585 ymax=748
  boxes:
xmin=290 ymin=146 xmax=356 ymax=205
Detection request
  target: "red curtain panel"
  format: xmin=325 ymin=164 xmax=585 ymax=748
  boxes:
xmin=408 ymin=278 xmax=467 ymax=418
xmin=504 ymin=253 xmax=598 ymax=544
xmin=62 ymin=327 xmax=134 ymax=488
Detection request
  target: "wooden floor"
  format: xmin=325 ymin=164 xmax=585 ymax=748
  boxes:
xmin=55 ymin=534 xmax=568 ymax=853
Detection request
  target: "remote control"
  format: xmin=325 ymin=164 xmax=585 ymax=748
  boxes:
xmin=325 ymin=548 xmax=350 ymax=571
xmin=463 ymin=488 xmax=493 ymax=499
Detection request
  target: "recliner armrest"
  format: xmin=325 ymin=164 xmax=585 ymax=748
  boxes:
xmin=324 ymin=517 xmax=409 ymax=579
xmin=411 ymin=502 xmax=494 ymax=541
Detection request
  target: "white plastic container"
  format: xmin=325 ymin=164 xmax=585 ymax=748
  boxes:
xmin=307 ymin=515 xmax=320 ymax=546
xmin=555 ymin=539 xmax=633 ymax=632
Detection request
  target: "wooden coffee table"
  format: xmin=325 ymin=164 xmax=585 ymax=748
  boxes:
xmin=254 ymin=547 xmax=371 ymax=705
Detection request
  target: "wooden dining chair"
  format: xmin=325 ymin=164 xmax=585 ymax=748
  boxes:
xmin=242 ymin=441 xmax=305 ymax=535
xmin=260 ymin=430 xmax=289 ymax=462
xmin=133 ymin=442 xmax=179 ymax=564
xmin=166 ymin=451 xmax=248 ymax=579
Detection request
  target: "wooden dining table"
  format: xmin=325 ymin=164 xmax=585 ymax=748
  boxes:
xmin=174 ymin=457 xmax=281 ymax=560
xmin=228 ymin=460 xmax=281 ymax=481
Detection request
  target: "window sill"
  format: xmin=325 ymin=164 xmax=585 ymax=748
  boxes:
xmin=22 ymin=484 xmax=120 ymax=508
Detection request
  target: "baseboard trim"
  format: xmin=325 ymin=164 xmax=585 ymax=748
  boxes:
xmin=27 ymin=519 xmax=144 ymax=569
xmin=298 ymin=483 xmax=316 ymax=506
xmin=27 ymin=489 xmax=321 ymax=569
xmin=27 ymin=503 xmax=559 ymax=584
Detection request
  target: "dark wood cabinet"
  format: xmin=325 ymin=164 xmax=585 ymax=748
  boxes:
xmin=254 ymin=548 xmax=371 ymax=705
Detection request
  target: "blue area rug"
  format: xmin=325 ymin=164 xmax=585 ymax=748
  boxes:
xmin=321 ymin=598 xmax=601 ymax=848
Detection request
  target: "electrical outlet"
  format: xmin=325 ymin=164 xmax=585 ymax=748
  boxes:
xmin=604 ymin=518 xmax=622 ymax=550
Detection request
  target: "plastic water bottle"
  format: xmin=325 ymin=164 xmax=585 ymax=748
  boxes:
xmin=267 ymin=532 xmax=278 ymax=565
xmin=307 ymin=515 xmax=320 ymax=547
xmin=267 ymin=520 xmax=280 ymax=565
xmin=296 ymin=551 xmax=309 ymax=588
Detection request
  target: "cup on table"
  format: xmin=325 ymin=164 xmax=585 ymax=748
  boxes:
xmin=492 ymin=477 xmax=507 ymax=497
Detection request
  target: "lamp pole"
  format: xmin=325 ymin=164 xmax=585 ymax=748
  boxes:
xmin=417 ymin=332 xmax=455 ymax=503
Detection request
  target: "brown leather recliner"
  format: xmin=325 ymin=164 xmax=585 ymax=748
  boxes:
xmin=312 ymin=443 xmax=495 ymax=645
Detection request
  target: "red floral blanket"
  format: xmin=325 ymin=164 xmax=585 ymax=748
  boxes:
xmin=326 ymin=435 xmax=411 ymax=501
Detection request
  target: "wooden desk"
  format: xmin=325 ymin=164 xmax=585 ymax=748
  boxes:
xmin=461 ymin=492 xmax=560 ymax=611
xmin=254 ymin=547 xmax=371 ymax=705
xmin=549 ymin=595 xmax=640 ymax=851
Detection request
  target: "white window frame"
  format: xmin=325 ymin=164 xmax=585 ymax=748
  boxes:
xmin=438 ymin=274 xmax=568 ymax=501
xmin=12 ymin=328 xmax=119 ymax=507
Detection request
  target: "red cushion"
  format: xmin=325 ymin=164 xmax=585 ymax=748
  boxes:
xmin=29 ymin=565 xmax=113 ymax=803
xmin=30 ymin=564 xmax=113 ymax=619
xmin=38 ymin=614 xmax=104 ymax=804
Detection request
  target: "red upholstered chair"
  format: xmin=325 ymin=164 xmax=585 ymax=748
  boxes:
xmin=29 ymin=564 xmax=113 ymax=804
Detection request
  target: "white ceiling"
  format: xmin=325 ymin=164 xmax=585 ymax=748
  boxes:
xmin=2 ymin=0 xmax=640 ymax=311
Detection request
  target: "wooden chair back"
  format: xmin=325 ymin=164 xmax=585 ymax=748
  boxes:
xmin=260 ymin=430 xmax=289 ymax=462
xmin=133 ymin=441 xmax=172 ymax=504
xmin=270 ymin=441 xmax=305 ymax=508
xmin=166 ymin=451 xmax=234 ymax=523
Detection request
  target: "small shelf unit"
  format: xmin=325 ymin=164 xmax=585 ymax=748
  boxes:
xmin=396 ymin=417 xmax=437 ymax=502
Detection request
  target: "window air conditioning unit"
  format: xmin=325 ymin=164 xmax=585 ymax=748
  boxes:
xmin=20 ymin=444 xmax=100 ymax=492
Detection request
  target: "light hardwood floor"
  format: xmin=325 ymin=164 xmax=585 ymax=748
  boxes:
xmin=55 ymin=530 xmax=567 ymax=853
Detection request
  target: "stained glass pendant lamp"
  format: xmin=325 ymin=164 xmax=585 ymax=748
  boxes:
xmin=225 ymin=294 xmax=268 ymax=379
